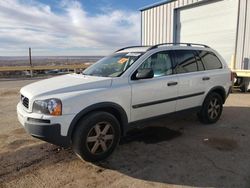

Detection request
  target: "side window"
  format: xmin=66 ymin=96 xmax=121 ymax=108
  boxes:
xmin=197 ymin=59 xmax=205 ymax=71
xmin=194 ymin=51 xmax=205 ymax=71
xmin=198 ymin=51 xmax=222 ymax=70
xmin=138 ymin=51 xmax=173 ymax=77
xmin=174 ymin=50 xmax=198 ymax=74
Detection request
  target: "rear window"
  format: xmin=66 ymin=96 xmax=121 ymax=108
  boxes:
xmin=197 ymin=51 xmax=222 ymax=70
xmin=174 ymin=50 xmax=198 ymax=74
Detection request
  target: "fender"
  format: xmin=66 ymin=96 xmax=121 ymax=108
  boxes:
xmin=67 ymin=102 xmax=129 ymax=140
xmin=205 ymin=86 xmax=227 ymax=103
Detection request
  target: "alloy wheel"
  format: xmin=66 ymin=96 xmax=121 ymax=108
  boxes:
xmin=208 ymin=98 xmax=221 ymax=119
xmin=86 ymin=122 xmax=114 ymax=155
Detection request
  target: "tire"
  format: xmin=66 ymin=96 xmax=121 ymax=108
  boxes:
xmin=72 ymin=111 xmax=121 ymax=162
xmin=240 ymin=85 xmax=246 ymax=93
xmin=198 ymin=92 xmax=223 ymax=124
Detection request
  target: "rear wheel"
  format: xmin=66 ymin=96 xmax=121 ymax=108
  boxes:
xmin=198 ymin=92 xmax=223 ymax=124
xmin=72 ymin=111 xmax=121 ymax=162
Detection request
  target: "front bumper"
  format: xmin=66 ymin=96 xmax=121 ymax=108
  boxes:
xmin=24 ymin=122 xmax=70 ymax=147
xmin=17 ymin=102 xmax=71 ymax=147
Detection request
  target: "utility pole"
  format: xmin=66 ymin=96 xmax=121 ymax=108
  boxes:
xmin=29 ymin=47 xmax=33 ymax=77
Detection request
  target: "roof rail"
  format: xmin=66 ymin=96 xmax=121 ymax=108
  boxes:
xmin=116 ymin=45 xmax=150 ymax=52
xmin=147 ymin=43 xmax=210 ymax=51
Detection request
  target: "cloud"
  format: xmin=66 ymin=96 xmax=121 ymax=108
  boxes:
xmin=0 ymin=0 xmax=140 ymax=56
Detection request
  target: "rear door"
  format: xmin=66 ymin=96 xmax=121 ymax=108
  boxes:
xmin=173 ymin=49 xmax=207 ymax=111
xmin=130 ymin=50 xmax=178 ymax=122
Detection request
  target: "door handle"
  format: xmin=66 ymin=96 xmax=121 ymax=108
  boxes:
xmin=167 ymin=81 xmax=178 ymax=86
xmin=202 ymin=77 xmax=210 ymax=81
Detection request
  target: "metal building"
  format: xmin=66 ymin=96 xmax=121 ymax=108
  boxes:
xmin=140 ymin=0 xmax=250 ymax=70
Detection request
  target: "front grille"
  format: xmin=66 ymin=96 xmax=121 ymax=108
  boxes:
xmin=21 ymin=95 xmax=29 ymax=109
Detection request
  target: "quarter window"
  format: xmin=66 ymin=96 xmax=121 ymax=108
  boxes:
xmin=198 ymin=51 xmax=222 ymax=70
xmin=174 ymin=50 xmax=198 ymax=73
xmin=138 ymin=51 xmax=173 ymax=77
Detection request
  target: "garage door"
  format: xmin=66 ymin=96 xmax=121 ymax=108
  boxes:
xmin=175 ymin=0 xmax=239 ymax=65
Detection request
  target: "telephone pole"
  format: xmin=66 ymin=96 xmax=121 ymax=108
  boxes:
xmin=29 ymin=47 xmax=33 ymax=77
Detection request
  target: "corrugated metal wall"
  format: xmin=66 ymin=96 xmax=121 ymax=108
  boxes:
xmin=141 ymin=0 xmax=250 ymax=69
xmin=141 ymin=0 xmax=202 ymax=45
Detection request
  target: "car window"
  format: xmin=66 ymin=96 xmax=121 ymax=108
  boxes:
xmin=197 ymin=58 xmax=205 ymax=71
xmin=197 ymin=51 xmax=222 ymax=70
xmin=194 ymin=51 xmax=205 ymax=71
xmin=174 ymin=50 xmax=198 ymax=74
xmin=138 ymin=51 xmax=173 ymax=78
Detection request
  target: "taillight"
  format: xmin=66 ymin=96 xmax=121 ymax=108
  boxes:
xmin=231 ymin=71 xmax=236 ymax=82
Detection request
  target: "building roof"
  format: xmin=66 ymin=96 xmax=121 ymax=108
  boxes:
xmin=139 ymin=0 xmax=176 ymax=11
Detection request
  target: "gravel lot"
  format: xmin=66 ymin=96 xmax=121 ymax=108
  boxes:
xmin=0 ymin=78 xmax=250 ymax=188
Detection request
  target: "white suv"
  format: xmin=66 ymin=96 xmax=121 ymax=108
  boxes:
xmin=17 ymin=43 xmax=232 ymax=162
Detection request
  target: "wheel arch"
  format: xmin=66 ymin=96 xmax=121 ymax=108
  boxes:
xmin=205 ymin=86 xmax=227 ymax=103
xmin=67 ymin=102 xmax=129 ymax=141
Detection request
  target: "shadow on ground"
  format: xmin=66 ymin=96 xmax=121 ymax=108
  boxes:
xmin=1 ymin=106 xmax=250 ymax=188
xmin=99 ymin=106 xmax=250 ymax=188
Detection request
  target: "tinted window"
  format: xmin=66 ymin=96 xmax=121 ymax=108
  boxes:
xmin=198 ymin=51 xmax=222 ymax=70
xmin=194 ymin=51 xmax=205 ymax=71
xmin=174 ymin=50 xmax=198 ymax=73
xmin=138 ymin=51 xmax=173 ymax=77
xmin=197 ymin=59 xmax=205 ymax=71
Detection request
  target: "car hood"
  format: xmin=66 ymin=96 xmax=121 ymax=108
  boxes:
xmin=20 ymin=74 xmax=112 ymax=99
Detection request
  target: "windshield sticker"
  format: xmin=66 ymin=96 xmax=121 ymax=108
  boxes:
xmin=118 ymin=58 xmax=128 ymax=64
xmin=126 ymin=52 xmax=141 ymax=57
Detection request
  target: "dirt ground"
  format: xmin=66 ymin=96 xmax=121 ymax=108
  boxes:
xmin=0 ymin=78 xmax=250 ymax=188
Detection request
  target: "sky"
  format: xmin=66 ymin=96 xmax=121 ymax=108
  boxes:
xmin=0 ymin=0 xmax=160 ymax=56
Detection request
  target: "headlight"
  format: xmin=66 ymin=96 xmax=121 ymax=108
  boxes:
xmin=33 ymin=98 xmax=62 ymax=116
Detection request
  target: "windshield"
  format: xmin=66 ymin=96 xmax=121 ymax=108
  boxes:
xmin=83 ymin=52 xmax=142 ymax=77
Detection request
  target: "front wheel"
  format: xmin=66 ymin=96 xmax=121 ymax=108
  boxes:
xmin=198 ymin=92 xmax=223 ymax=124
xmin=72 ymin=111 xmax=121 ymax=162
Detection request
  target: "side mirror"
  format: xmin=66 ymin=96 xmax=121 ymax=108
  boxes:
xmin=136 ymin=68 xmax=154 ymax=80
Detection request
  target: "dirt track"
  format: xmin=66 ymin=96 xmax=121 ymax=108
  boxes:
xmin=0 ymin=78 xmax=250 ymax=188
